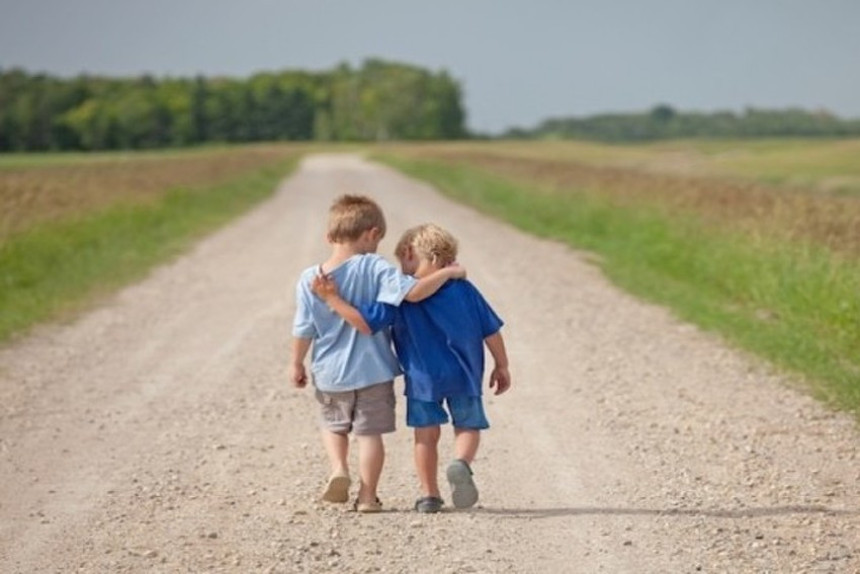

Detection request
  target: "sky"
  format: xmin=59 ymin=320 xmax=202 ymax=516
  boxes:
xmin=2 ymin=0 xmax=859 ymax=134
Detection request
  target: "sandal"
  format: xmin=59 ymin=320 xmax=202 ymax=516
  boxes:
xmin=321 ymin=472 xmax=351 ymax=503
xmin=446 ymin=459 xmax=478 ymax=509
xmin=353 ymin=497 xmax=383 ymax=513
xmin=414 ymin=496 xmax=444 ymax=514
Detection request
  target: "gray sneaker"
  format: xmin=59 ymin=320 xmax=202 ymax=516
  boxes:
xmin=446 ymin=459 xmax=478 ymax=509
xmin=415 ymin=496 xmax=444 ymax=513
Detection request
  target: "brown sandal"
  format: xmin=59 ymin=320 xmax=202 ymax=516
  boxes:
xmin=321 ymin=473 xmax=351 ymax=503
xmin=353 ymin=497 xmax=383 ymax=513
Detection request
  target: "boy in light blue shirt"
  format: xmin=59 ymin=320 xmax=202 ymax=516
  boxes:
xmin=290 ymin=195 xmax=464 ymax=512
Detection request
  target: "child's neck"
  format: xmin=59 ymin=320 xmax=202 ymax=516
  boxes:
xmin=323 ymin=242 xmax=367 ymax=272
xmin=414 ymin=260 xmax=444 ymax=279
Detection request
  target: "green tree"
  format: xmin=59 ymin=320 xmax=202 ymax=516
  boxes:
xmin=0 ymin=62 xmax=468 ymax=150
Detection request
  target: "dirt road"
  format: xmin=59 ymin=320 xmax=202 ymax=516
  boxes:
xmin=1 ymin=154 xmax=858 ymax=573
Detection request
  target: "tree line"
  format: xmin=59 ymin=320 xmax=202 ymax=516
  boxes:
xmin=505 ymin=104 xmax=860 ymax=141
xmin=0 ymin=59 xmax=466 ymax=151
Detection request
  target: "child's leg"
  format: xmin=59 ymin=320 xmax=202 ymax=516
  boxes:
xmin=352 ymin=381 xmax=396 ymax=507
xmin=445 ymin=397 xmax=489 ymax=509
xmin=355 ymin=434 xmax=385 ymax=504
xmin=453 ymin=428 xmax=480 ymax=465
xmin=447 ymin=434 xmax=480 ymax=509
xmin=448 ymin=396 xmax=489 ymax=464
xmin=320 ymin=430 xmax=351 ymax=503
xmin=414 ymin=426 xmax=442 ymax=497
xmin=315 ymin=389 xmax=354 ymax=502
xmin=406 ymin=399 xmax=450 ymax=502
xmin=321 ymin=430 xmax=349 ymax=476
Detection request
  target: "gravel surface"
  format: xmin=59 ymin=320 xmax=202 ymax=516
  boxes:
xmin=1 ymin=154 xmax=858 ymax=573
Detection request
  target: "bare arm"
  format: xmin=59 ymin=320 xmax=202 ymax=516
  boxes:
xmin=404 ymin=265 xmax=466 ymax=302
xmin=324 ymin=295 xmax=372 ymax=335
xmin=311 ymin=275 xmax=372 ymax=335
xmin=290 ymin=337 xmax=312 ymax=388
xmin=484 ymin=332 xmax=511 ymax=395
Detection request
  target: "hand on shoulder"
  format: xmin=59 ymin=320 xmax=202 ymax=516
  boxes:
xmin=312 ymin=273 xmax=339 ymax=301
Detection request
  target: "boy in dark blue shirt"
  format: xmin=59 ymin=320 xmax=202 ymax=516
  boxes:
xmin=313 ymin=224 xmax=511 ymax=513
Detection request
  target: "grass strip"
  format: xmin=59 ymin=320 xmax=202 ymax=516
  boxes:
xmin=0 ymin=158 xmax=297 ymax=343
xmin=376 ymin=154 xmax=860 ymax=414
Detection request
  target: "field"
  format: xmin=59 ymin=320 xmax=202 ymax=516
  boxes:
xmin=377 ymin=139 xmax=860 ymax=254
xmin=0 ymin=144 xmax=302 ymax=342
xmin=2 ymin=138 xmax=858 ymax=413
xmin=3 ymin=148 xmax=860 ymax=572
xmin=414 ymin=139 xmax=860 ymax=194
xmin=373 ymin=139 xmax=860 ymax=413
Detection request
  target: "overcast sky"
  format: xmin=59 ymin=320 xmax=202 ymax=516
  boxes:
xmin=2 ymin=0 xmax=859 ymax=133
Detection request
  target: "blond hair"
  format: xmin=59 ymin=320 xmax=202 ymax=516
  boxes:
xmin=327 ymin=195 xmax=386 ymax=243
xmin=394 ymin=226 xmax=420 ymax=259
xmin=410 ymin=223 xmax=458 ymax=267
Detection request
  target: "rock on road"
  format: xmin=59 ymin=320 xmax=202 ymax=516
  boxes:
xmin=1 ymin=154 xmax=858 ymax=573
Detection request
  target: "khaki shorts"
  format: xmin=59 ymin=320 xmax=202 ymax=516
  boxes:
xmin=314 ymin=381 xmax=396 ymax=435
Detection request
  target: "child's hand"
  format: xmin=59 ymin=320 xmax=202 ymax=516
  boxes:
xmin=290 ymin=362 xmax=308 ymax=388
xmin=312 ymin=274 xmax=339 ymax=301
xmin=489 ymin=365 xmax=511 ymax=395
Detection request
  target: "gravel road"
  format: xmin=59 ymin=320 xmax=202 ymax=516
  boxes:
xmin=1 ymin=154 xmax=858 ymax=573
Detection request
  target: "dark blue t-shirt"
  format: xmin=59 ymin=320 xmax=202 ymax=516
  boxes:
xmin=361 ymin=279 xmax=503 ymax=402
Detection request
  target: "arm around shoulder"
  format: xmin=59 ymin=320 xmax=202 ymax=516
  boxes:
xmin=404 ymin=265 xmax=466 ymax=302
xmin=327 ymin=294 xmax=373 ymax=335
xmin=311 ymin=274 xmax=372 ymax=334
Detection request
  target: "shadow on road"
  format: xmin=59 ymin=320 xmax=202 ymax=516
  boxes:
xmin=474 ymin=505 xmax=859 ymax=519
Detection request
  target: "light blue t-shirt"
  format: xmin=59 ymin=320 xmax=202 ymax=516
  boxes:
xmin=292 ymin=254 xmax=417 ymax=392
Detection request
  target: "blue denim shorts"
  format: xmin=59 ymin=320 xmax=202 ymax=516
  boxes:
xmin=406 ymin=396 xmax=490 ymax=430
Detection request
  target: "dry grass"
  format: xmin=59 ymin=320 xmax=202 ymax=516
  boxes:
xmin=0 ymin=145 xmax=298 ymax=241
xmin=380 ymin=143 xmax=860 ymax=259
xmin=394 ymin=139 xmax=860 ymax=192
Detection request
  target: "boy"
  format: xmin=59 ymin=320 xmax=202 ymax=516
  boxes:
xmin=290 ymin=196 xmax=465 ymax=513
xmin=312 ymin=223 xmax=511 ymax=513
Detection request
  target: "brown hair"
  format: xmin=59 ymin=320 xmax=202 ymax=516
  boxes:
xmin=410 ymin=223 xmax=458 ymax=267
xmin=327 ymin=195 xmax=386 ymax=243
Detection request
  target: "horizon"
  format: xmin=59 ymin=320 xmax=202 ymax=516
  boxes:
xmin=4 ymin=62 xmax=858 ymax=136
xmin=2 ymin=1 xmax=859 ymax=134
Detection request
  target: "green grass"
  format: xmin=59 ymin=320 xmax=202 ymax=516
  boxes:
xmin=0 ymin=158 xmax=298 ymax=343
xmin=375 ymin=154 xmax=860 ymax=413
